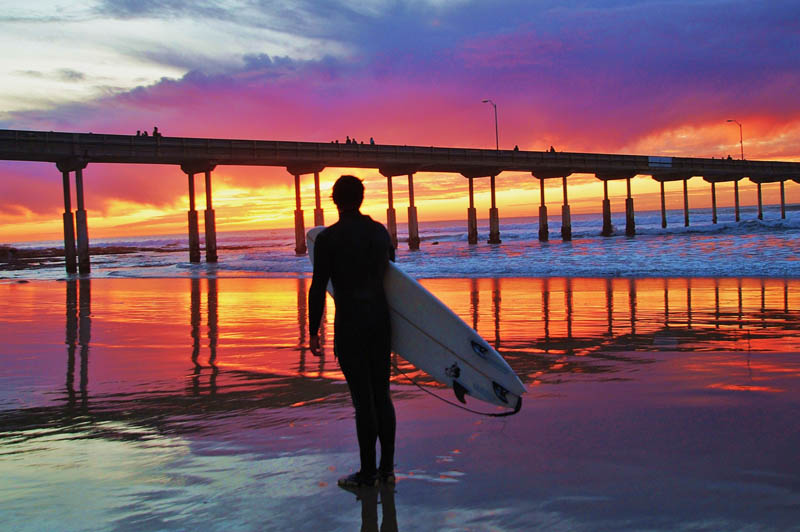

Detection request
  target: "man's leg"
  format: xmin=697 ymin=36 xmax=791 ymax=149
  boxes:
xmin=370 ymin=326 xmax=396 ymax=474
xmin=338 ymin=347 xmax=379 ymax=476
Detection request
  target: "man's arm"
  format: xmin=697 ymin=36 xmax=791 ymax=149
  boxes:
xmin=308 ymin=233 xmax=330 ymax=356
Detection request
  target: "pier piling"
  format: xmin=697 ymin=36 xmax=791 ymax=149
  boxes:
xmin=313 ymin=171 xmax=324 ymax=227
xmin=735 ymin=181 xmax=741 ymax=221
xmin=187 ymin=173 xmax=201 ymax=263
xmin=711 ymin=181 xmax=717 ymax=224
xmin=293 ymin=174 xmax=306 ymax=254
xmin=660 ymin=181 xmax=667 ymax=228
xmin=467 ymin=177 xmax=478 ymax=245
xmin=386 ymin=175 xmax=398 ymax=248
xmin=601 ymin=180 xmax=612 ymax=236
xmin=780 ymin=180 xmax=786 ymax=219
xmin=74 ymin=168 xmax=90 ymax=274
xmin=561 ymin=176 xmax=572 ymax=241
xmin=204 ymin=170 xmax=218 ymax=263
xmin=538 ymin=178 xmax=548 ymax=242
xmin=407 ymin=174 xmax=420 ymax=250
xmin=625 ymin=177 xmax=635 ymax=236
xmin=757 ymin=182 xmax=763 ymax=220
xmin=683 ymin=179 xmax=690 ymax=227
xmin=488 ymin=175 xmax=501 ymax=244
xmin=60 ymin=170 xmax=77 ymax=274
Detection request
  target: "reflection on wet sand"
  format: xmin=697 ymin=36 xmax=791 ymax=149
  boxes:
xmin=5 ymin=276 xmax=800 ymax=436
xmin=51 ymin=276 xmax=800 ymax=411
xmin=189 ymin=277 xmax=218 ymax=396
xmin=355 ymin=485 xmax=398 ymax=532
xmin=406 ymin=277 xmax=800 ymax=387
xmin=65 ymin=278 xmax=90 ymax=409
xmin=3 ymin=277 xmax=800 ymax=531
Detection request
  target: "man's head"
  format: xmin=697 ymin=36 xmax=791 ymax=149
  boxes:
xmin=332 ymin=175 xmax=364 ymax=211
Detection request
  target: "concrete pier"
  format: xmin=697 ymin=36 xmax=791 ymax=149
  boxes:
xmin=561 ymin=176 xmax=572 ymax=241
xmin=60 ymin=170 xmax=77 ymax=274
xmin=293 ymin=174 xmax=306 ymax=254
xmin=204 ymin=170 xmax=218 ymax=263
xmin=313 ymin=171 xmax=324 ymax=227
xmin=660 ymin=181 xmax=667 ymax=228
xmin=625 ymin=177 xmax=635 ymax=236
xmin=386 ymin=174 xmax=397 ymax=248
xmin=7 ymin=129 xmax=800 ymax=263
xmin=537 ymin=177 xmax=548 ymax=242
xmin=488 ymin=175 xmax=501 ymax=244
xmin=735 ymin=181 xmax=741 ymax=221
xmin=407 ymin=174 xmax=420 ymax=250
xmin=187 ymin=173 xmax=201 ymax=263
xmin=711 ymin=181 xmax=717 ymax=224
xmin=74 ymin=168 xmax=90 ymax=274
xmin=601 ymin=180 xmax=612 ymax=236
xmin=467 ymin=177 xmax=478 ymax=245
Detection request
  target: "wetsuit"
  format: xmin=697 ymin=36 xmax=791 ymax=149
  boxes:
xmin=309 ymin=210 xmax=396 ymax=476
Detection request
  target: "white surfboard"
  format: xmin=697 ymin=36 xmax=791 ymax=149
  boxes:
xmin=307 ymin=226 xmax=526 ymax=411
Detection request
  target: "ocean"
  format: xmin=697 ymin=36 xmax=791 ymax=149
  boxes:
xmin=2 ymin=204 xmax=799 ymax=281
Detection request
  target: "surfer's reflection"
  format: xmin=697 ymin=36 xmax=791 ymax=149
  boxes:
xmin=346 ymin=485 xmax=398 ymax=532
xmin=189 ymin=278 xmax=218 ymax=395
xmin=65 ymin=279 xmax=91 ymax=408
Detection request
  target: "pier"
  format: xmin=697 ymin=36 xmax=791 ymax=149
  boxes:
xmin=2 ymin=128 xmax=799 ymax=273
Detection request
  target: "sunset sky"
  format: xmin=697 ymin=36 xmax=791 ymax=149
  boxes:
xmin=1 ymin=1 xmax=799 ymax=242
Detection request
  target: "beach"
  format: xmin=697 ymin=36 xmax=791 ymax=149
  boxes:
xmin=2 ymin=275 xmax=800 ymax=531
xmin=6 ymin=1 xmax=800 ymax=529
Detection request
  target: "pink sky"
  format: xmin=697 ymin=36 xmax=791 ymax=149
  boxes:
xmin=2 ymin=1 xmax=799 ymax=241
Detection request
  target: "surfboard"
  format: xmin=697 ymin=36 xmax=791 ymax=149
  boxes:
xmin=307 ymin=226 xmax=526 ymax=411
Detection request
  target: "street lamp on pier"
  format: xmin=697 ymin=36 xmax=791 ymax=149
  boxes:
xmin=481 ymin=99 xmax=499 ymax=150
xmin=726 ymin=119 xmax=744 ymax=160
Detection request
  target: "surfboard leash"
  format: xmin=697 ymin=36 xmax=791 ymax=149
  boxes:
xmin=391 ymin=360 xmax=522 ymax=418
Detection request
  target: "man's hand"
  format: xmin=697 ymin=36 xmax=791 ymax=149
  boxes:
xmin=309 ymin=334 xmax=323 ymax=357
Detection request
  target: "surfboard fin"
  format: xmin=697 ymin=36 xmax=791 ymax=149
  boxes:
xmin=492 ymin=381 xmax=510 ymax=404
xmin=453 ymin=380 xmax=468 ymax=404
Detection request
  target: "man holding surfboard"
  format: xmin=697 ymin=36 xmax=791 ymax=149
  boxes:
xmin=308 ymin=175 xmax=397 ymax=489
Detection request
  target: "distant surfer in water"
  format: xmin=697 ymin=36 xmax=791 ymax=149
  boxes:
xmin=309 ymin=175 xmax=397 ymax=489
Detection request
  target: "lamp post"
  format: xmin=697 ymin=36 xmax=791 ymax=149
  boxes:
xmin=726 ymin=119 xmax=744 ymax=160
xmin=481 ymin=99 xmax=499 ymax=150
xmin=481 ymin=98 xmax=502 ymax=243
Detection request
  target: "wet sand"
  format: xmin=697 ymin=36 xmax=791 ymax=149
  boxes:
xmin=1 ymin=277 xmax=800 ymax=531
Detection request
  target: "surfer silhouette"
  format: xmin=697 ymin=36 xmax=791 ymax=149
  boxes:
xmin=309 ymin=175 xmax=397 ymax=489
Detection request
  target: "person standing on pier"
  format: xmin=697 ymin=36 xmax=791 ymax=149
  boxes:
xmin=309 ymin=175 xmax=397 ymax=489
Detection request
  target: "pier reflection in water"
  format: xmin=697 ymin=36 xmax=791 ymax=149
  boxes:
xmin=64 ymin=278 xmax=91 ymax=409
xmin=2 ymin=277 xmax=800 ymax=531
xmin=5 ymin=276 xmax=800 ymax=421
